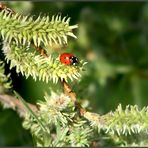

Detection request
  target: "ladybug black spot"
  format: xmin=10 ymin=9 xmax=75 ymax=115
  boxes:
xmin=71 ymin=56 xmax=79 ymax=65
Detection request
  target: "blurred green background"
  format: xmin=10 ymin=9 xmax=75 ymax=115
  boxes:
xmin=0 ymin=1 xmax=148 ymax=146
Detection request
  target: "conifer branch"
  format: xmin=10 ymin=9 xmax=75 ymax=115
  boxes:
xmin=84 ymin=104 xmax=148 ymax=136
xmin=0 ymin=10 xmax=78 ymax=47
xmin=2 ymin=41 xmax=86 ymax=83
xmin=21 ymin=92 xmax=148 ymax=146
xmin=22 ymin=92 xmax=94 ymax=147
xmin=0 ymin=3 xmax=147 ymax=147
xmin=0 ymin=60 xmax=38 ymax=116
xmin=0 ymin=61 xmax=147 ymax=145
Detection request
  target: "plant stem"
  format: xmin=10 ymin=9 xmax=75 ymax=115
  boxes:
xmin=0 ymin=94 xmax=38 ymax=117
xmin=62 ymin=79 xmax=86 ymax=116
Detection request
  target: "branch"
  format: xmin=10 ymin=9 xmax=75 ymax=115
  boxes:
xmin=62 ymin=79 xmax=86 ymax=116
xmin=0 ymin=94 xmax=38 ymax=117
xmin=0 ymin=8 xmax=78 ymax=47
xmin=3 ymin=42 xmax=86 ymax=83
xmin=0 ymin=2 xmax=49 ymax=59
xmin=61 ymin=79 xmax=148 ymax=136
xmin=0 ymin=92 xmax=147 ymax=138
xmin=61 ymin=80 xmax=107 ymax=127
xmin=35 ymin=46 xmax=48 ymax=58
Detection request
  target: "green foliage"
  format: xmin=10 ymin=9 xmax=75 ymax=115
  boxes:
xmin=21 ymin=92 xmax=148 ymax=146
xmin=0 ymin=61 xmax=12 ymax=93
xmin=0 ymin=10 xmax=78 ymax=47
xmin=2 ymin=41 xmax=86 ymax=83
xmin=85 ymin=104 xmax=148 ymax=136
xmin=0 ymin=8 xmax=87 ymax=83
xmin=0 ymin=1 xmax=148 ymax=147
xmin=22 ymin=92 xmax=93 ymax=147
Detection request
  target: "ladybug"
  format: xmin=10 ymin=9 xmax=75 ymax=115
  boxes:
xmin=60 ymin=53 xmax=79 ymax=65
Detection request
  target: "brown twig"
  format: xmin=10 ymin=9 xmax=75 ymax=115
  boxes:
xmin=34 ymin=45 xmax=48 ymax=58
xmin=62 ymin=80 xmax=103 ymax=147
xmin=0 ymin=94 xmax=38 ymax=117
xmin=62 ymin=79 xmax=76 ymax=102
xmin=61 ymin=78 xmax=108 ymax=127
xmin=62 ymin=79 xmax=86 ymax=116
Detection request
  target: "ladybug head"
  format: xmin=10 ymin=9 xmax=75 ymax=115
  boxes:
xmin=70 ymin=56 xmax=79 ymax=65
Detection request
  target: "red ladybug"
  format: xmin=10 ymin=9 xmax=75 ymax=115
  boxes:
xmin=60 ymin=53 xmax=79 ymax=65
